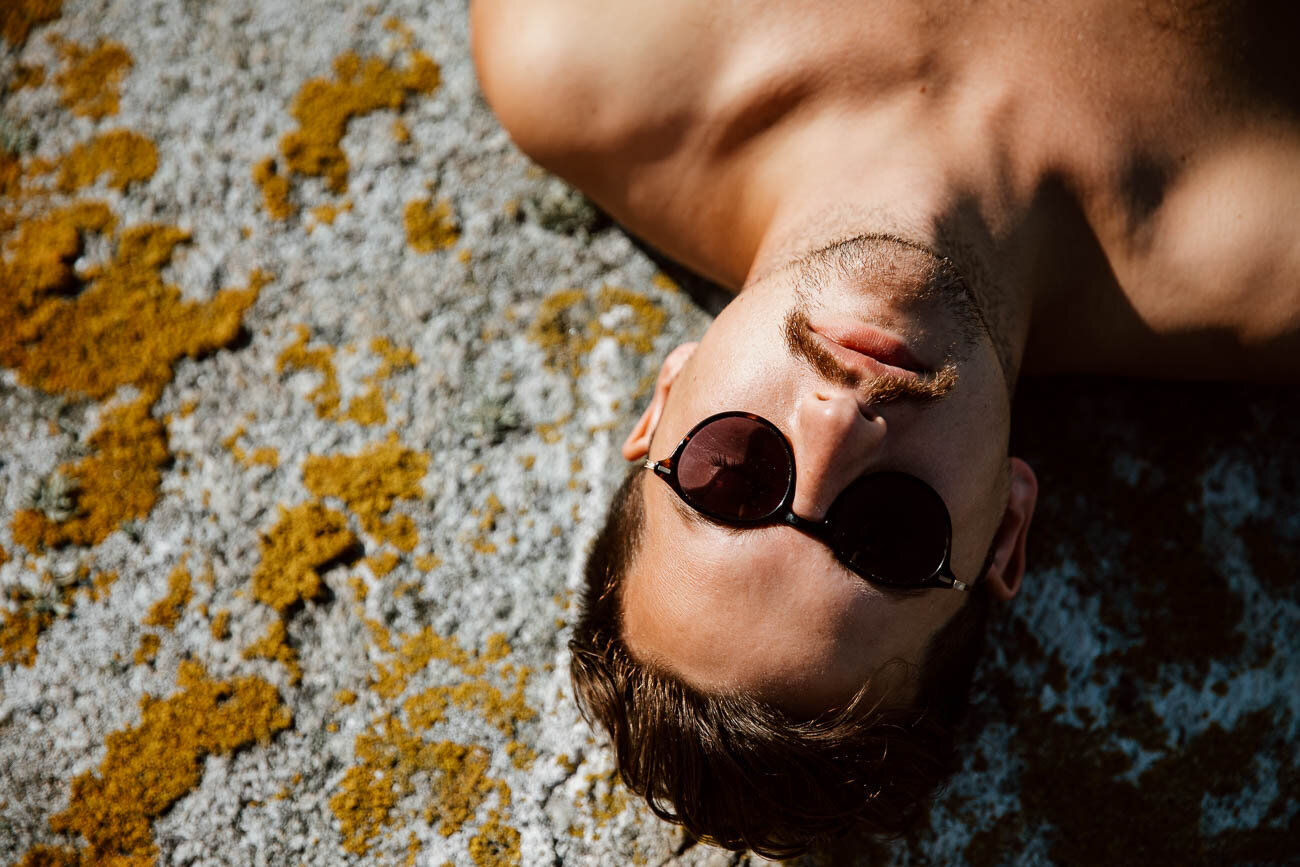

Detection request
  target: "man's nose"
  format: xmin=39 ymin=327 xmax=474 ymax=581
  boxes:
xmin=789 ymin=390 xmax=887 ymax=520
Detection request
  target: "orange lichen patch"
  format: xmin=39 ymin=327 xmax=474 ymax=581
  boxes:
xmin=370 ymin=513 xmax=417 ymax=552
xmin=330 ymin=714 xmax=506 ymax=856
xmin=277 ymin=325 xmax=340 ymax=417
xmin=403 ymin=197 xmax=458 ymax=253
xmin=364 ymin=550 xmax=400 ymax=578
xmin=337 ymin=688 xmax=358 ymax=706
xmin=53 ymin=37 xmax=132 ymax=119
xmin=143 ymin=561 xmax=192 ymax=630
xmin=57 ymin=130 xmax=157 ymax=192
xmin=468 ymin=811 xmax=522 ymax=867
xmin=10 ymin=63 xmax=46 ymax=90
xmin=364 ymin=617 xmax=395 ymax=653
xmin=371 ymin=336 xmax=418 ymax=375
xmin=268 ymin=50 xmax=440 ymax=219
xmin=133 ymin=631 xmax=160 ymax=665
xmin=578 ymin=768 xmax=630 ymax=825
xmin=0 ymin=203 xmax=265 ymax=400
xmin=0 ymin=545 xmax=9 ymax=566
xmin=368 ymin=630 xmax=532 ymax=733
xmin=252 ymin=157 xmax=295 ymax=220
xmin=1 ymin=0 xmax=61 ymax=47
xmin=223 ymin=426 xmax=280 ymax=467
xmin=477 ymin=494 xmax=506 ymax=532
xmin=482 ymin=633 xmax=511 ymax=664
xmin=44 ymin=659 xmax=290 ymax=864
xmin=81 ymin=569 xmax=118 ymax=603
xmin=506 ymin=740 xmax=536 ymax=771
xmin=251 ymin=502 xmax=357 ymax=614
xmin=392 ymin=119 xmax=411 ymax=143
xmin=1 ymin=605 xmax=52 ymax=666
xmin=377 ymin=340 xmax=416 ymax=374
xmin=405 ymin=673 xmax=534 ymax=738
xmin=414 ymin=554 xmax=442 ymax=571
xmin=302 ymin=435 xmax=428 ymax=549
xmin=343 ymin=385 xmax=387 ymax=425
xmin=527 ymin=286 xmax=668 ymax=378
xmin=210 ymin=608 xmax=231 ymax=640
xmin=11 ymin=392 xmax=168 ymax=551
xmin=246 ymin=447 xmax=279 ymax=467
xmin=243 ymin=620 xmax=302 ymax=684
xmin=651 ymin=271 xmax=680 ymax=292
xmin=309 ymin=200 xmax=351 ymax=227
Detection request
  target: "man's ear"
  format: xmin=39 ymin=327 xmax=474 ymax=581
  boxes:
xmin=982 ymin=457 xmax=1038 ymax=601
xmin=621 ymin=342 xmax=698 ymax=460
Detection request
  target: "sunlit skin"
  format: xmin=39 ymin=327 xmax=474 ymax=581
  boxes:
xmin=618 ymin=246 xmax=1036 ymax=711
xmin=472 ymin=0 xmax=1300 ymax=712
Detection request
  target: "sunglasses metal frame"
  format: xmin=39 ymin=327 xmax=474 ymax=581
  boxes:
xmin=643 ymin=410 xmax=970 ymax=591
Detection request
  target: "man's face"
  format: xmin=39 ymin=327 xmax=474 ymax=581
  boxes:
xmin=620 ymin=240 xmax=1031 ymax=715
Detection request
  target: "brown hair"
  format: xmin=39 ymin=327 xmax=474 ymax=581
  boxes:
xmin=569 ymin=466 xmax=992 ymax=859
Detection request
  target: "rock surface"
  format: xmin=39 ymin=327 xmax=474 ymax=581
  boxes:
xmin=0 ymin=1 xmax=1295 ymax=865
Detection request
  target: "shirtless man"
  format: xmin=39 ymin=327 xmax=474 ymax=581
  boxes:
xmin=472 ymin=1 xmax=1300 ymax=855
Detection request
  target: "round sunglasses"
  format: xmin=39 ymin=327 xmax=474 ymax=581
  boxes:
xmin=643 ymin=411 xmax=971 ymax=591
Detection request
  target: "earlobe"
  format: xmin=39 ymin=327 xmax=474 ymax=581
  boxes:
xmin=982 ymin=457 xmax=1038 ymax=601
xmin=621 ymin=342 xmax=698 ymax=460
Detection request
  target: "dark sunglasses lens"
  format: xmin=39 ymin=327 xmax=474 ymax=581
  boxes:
xmin=676 ymin=416 xmax=790 ymax=520
xmin=830 ymin=473 xmax=950 ymax=583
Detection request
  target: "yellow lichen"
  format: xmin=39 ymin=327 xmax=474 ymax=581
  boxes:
xmin=309 ymin=199 xmax=352 ymax=228
xmin=330 ymin=714 xmax=506 ymax=856
xmin=651 ymin=271 xmax=680 ymax=292
xmin=81 ymin=569 xmax=118 ymax=603
xmin=251 ymin=502 xmax=357 ymax=614
xmin=302 ymin=435 xmax=428 ymax=551
xmin=343 ymin=385 xmax=387 ymax=425
xmin=277 ymin=325 xmax=340 ymax=417
xmin=364 ymin=550 xmax=400 ymax=578
xmin=252 ymin=157 xmax=295 ymax=220
xmin=10 ymin=63 xmax=46 ymax=90
xmin=0 ymin=203 xmax=266 ymax=400
xmin=53 ymin=37 xmax=132 ymax=119
xmin=14 ymin=844 xmax=79 ymax=867
xmin=1 ymin=605 xmax=52 ymax=667
xmin=403 ymin=197 xmax=458 ymax=253
xmin=506 ymin=740 xmax=536 ymax=771
xmin=527 ymin=286 xmax=667 ymax=378
xmin=392 ymin=119 xmax=410 ymax=143
xmin=57 ymin=130 xmax=158 ymax=191
xmin=11 ymin=392 xmax=169 ymax=551
xmin=468 ymin=811 xmax=522 ymax=867
xmin=414 ymin=554 xmax=442 ymax=571
xmin=337 ymin=688 xmax=358 ymax=706
xmin=133 ymin=632 xmax=160 ymax=665
xmin=210 ymin=608 xmax=231 ymax=641
xmin=403 ymin=687 xmax=449 ymax=729
xmin=44 ymin=660 xmax=290 ymax=864
xmin=143 ymin=561 xmax=192 ymax=630
xmin=260 ymin=50 xmax=440 ymax=218
xmin=243 ymin=619 xmax=302 ymax=684
xmin=1 ymin=0 xmax=62 ymax=47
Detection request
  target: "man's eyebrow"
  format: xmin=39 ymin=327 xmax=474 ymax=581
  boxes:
xmin=782 ymin=306 xmax=958 ymax=404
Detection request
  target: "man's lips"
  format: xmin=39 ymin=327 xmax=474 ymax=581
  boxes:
xmin=807 ymin=317 xmax=926 ymax=378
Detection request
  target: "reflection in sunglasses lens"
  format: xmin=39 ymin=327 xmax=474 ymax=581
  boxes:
xmin=678 ymin=417 xmax=789 ymax=520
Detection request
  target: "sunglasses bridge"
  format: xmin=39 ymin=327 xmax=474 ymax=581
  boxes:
xmin=643 ymin=447 xmax=970 ymax=593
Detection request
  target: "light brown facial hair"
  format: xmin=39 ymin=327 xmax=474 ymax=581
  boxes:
xmin=782 ymin=305 xmax=959 ymax=406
